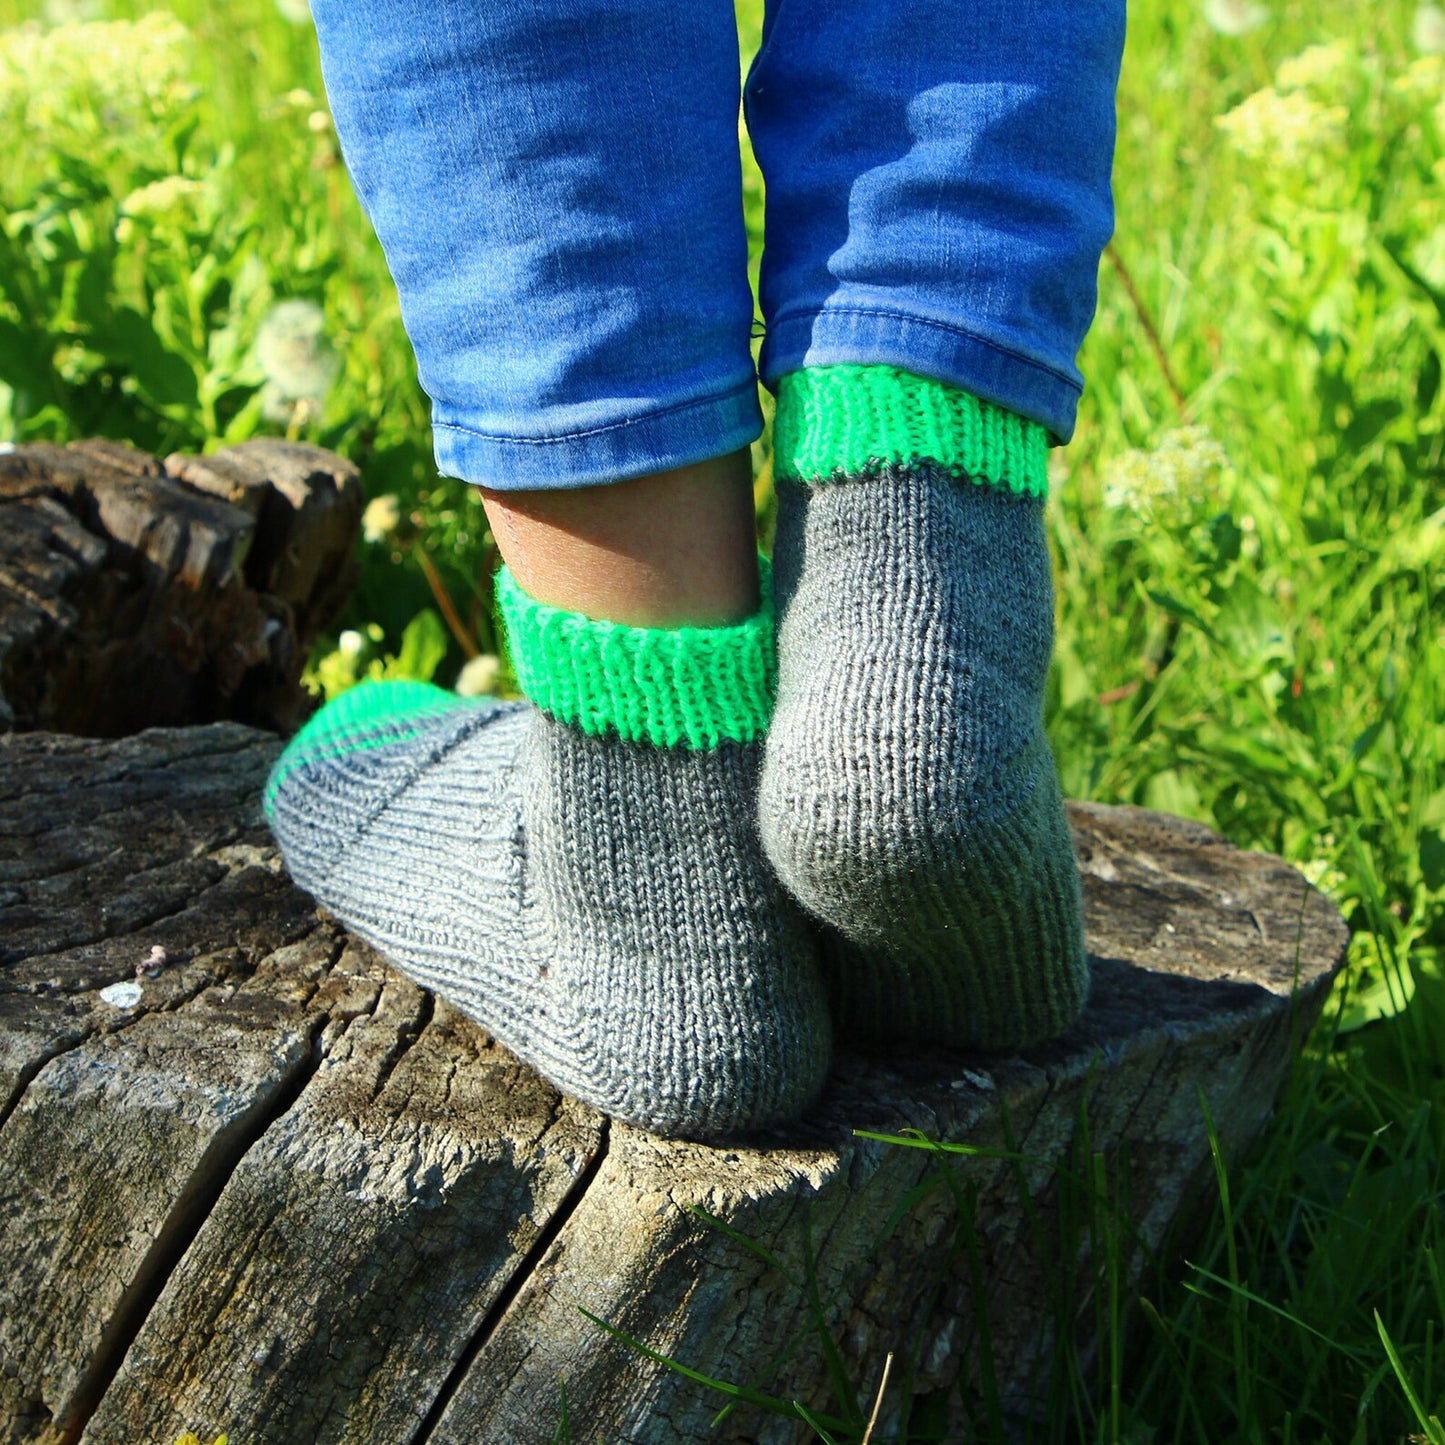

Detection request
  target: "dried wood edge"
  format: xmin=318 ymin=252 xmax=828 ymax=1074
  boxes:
xmin=0 ymin=726 xmax=1349 ymax=1445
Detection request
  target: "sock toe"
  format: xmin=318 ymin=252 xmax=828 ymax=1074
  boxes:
xmin=264 ymin=681 xmax=509 ymax=901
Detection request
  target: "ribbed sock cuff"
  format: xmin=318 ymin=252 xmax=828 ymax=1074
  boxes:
xmin=773 ymin=364 xmax=1049 ymax=498
xmin=496 ymin=563 xmax=776 ymax=750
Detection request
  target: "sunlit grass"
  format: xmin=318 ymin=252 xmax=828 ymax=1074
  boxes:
xmin=0 ymin=0 xmax=1440 ymax=1437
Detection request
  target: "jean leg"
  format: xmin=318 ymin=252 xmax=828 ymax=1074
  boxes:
xmin=312 ymin=0 xmax=758 ymax=489
xmin=745 ymin=0 xmax=1125 ymax=443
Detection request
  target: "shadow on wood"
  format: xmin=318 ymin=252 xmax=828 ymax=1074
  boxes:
xmin=0 ymin=723 xmax=1346 ymax=1445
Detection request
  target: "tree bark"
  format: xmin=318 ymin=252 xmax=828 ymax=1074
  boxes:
xmin=0 ymin=724 xmax=1347 ymax=1445
xmin=0 ymin=439 xmax=361 ymax=738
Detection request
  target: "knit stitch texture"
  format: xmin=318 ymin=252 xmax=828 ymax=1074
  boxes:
xmin=496 ymin=561 xmax=776 ymax=750
xmin=267 ymin=676 xmax=831 ymax=1140
xmin=761 ymin=370 xmax=1087 ymax=1051
xmin=773 ymin=364 xmax=1049 ymax=497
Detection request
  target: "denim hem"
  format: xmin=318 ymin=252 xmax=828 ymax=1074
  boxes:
xmin=758 ymin=307 xmax=1084 ymax=445
xmin=432 ymin=379 xmax=765 ymax=491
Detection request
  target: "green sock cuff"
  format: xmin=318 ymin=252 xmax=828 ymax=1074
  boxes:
xmin=263 ymin=680 xmax=464 ymax=819
xmin=496 ymin=562 xmax=776 ymax=750
xmin=773 ymin=364 xmax=1049 ymax=498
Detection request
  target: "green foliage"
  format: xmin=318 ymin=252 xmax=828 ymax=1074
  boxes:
xmin=1046 ymin=10 xmax=1445 ymax=1439
xmin=0 ymin=0 xmax=465 ymax=674
xmin=306 ymin=608 xmax=450 ymax=702
xmin=2 ymin=0 xmax=1442 ymax=1438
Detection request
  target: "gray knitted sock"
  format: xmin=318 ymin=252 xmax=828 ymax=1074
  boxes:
xmin=265 ymin=577 xmax=831 ymax=1140
xmin=759 ymin=366 xmax=1088 ymax=1051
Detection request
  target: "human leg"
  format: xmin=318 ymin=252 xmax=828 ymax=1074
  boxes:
xmin=266 ymin=0 xmax=832 ymax=1137
xmin=746 ymin=0 xmax=1126 ymax=1050
xmin=480 ymin=449 xmax=758 ymax=629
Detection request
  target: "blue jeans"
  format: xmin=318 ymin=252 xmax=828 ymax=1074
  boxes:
xmin=311 ymin=0 xmax=1125 ymax=490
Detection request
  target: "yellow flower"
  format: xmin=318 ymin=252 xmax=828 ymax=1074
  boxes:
xmin=1275 ymin=41 xmax=1356 ymax=101
xmin=1216 ymin=87 xmax=1348 ymax=166
xmin=1392 ymin=54 xmax=1445 ymax=103
xmin=0 ymin=15 xmax=196 ymax=132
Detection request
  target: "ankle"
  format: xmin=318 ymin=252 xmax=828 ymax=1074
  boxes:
xmin=480 ymin=448 xmax=760 ymax=629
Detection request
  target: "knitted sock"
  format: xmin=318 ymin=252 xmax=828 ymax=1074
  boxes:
xmin=759 ymin=365 xmax=1088 ymax=1051
xmin=265 ymin=565 xmax=831 ymax=1140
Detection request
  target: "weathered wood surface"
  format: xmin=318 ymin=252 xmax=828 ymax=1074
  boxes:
xmin=0 ymin=725 xmax=1347 ymax=1445
xmin=0 ymin=439 xmax=362 ymax=738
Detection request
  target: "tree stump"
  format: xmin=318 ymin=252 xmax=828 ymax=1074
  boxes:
xmin=0 ymin=439 xmax=362 ymax=738
xmin=0 ymin=725 xmax=1347 ymax=1445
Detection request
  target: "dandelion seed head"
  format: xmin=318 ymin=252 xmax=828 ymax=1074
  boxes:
xmin=456 ymin=654 xmax=502 ymax=698
xmin=254 ymin=299 xmax=339 ymax=416
xmin=41 ymin=0 xmax=105 ymax=24
xmin=1204 ymin=0 xmax=1269 ymax=36
xmin=362 ymin=495 xmax=401 ymax=544
xmin=1415 ymin=3 xmax=1445 ymax=53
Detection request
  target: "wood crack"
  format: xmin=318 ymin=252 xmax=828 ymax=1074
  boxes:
xmin=365 ymin=989 xmax=435 ymax=1107
xmin=1 ymin=724 xmax=1351 ymax=1445
xmin=53 ymin=1010 xmax=332 ymax=1445
xmin=411 ymin=1115 xmax=613 ymax=1445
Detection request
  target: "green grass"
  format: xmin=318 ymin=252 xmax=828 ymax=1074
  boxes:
xmin=1 ymin=0 xmax=1442 ymax=1438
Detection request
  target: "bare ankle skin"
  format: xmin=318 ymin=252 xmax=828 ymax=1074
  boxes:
xmin=480 ymin=448 xmax=758 ymax=628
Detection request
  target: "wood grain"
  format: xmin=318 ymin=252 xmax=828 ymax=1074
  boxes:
xmin=0 ymin=725 xmax=1346 ymax=1445
xmin=0 ymin=439 xmax=361 ymax=738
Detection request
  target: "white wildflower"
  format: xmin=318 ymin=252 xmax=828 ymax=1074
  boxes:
xmin=120 ymin=175 xmax=204 ymax=221
xmin=337 ymin=629 xmax=366 ymax=658
xmin=275 ymin=0 xmax=312 ymax=25
xmin=1275 ymin=41 xmax=1356 ymax=100
xmin=361 ymin=494 xmax=401 ymax=544
xmin=307 ymin=109 xmax=331 ymax=134
xmin=1216 ymin=86 xmax=1347 ymax=165
xmin=1102 ymin=427 xmax=1229 ymax=515
xmin=1204 ymin=0 xmax=1269 ymax=36
xmin=455 ymin=654 xmax=502 ymax=698
xmin=0 ymin=14 xmax=196 ymax=131
xmin=1298 ymin=854 xmax=1347 ymax=898
xmin=1415 ymin=4 xmax=1445 ymax=53
xmin=254 ymin=299 xmax=339 ymax=421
